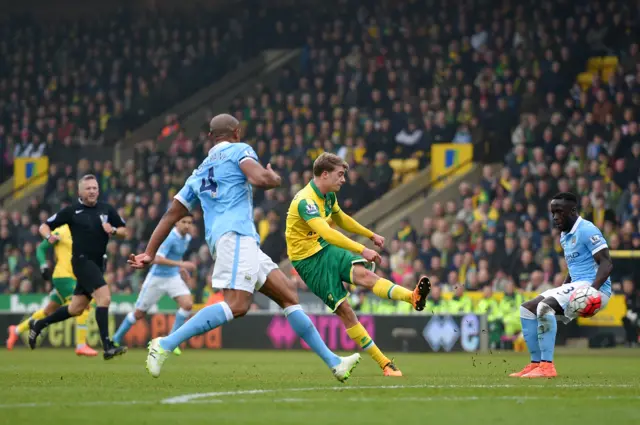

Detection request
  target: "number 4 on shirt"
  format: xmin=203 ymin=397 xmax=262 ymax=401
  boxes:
xmin=200 ymin=168 xmax=218 ymax=195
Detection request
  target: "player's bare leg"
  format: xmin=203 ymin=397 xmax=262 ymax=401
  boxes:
xmin=7 ymin=300 xmax=59 ymax=350
xmin=334 ymin=300 xmax=402 ymax=377
xmin=259 ymin=269 xmax=361 ymax=382
xmin=351 ymin=265 xmax=430 ymax=311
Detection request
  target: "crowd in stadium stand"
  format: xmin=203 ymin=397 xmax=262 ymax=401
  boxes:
xmin=0 ymin=5 xmax=305 ymax=183
xmin=1 ymin=0 xmax=639 ymax=344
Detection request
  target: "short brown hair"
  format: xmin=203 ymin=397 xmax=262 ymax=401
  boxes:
xmin=313 ymin=152 xmax=349 ymax=176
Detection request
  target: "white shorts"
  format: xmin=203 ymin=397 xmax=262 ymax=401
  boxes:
xmin=540 ymin=281 xmax=611 ymax=324
xmin=135 ymin=274 xmax=191 ymax=312
xmin=211 ymin=232 xmax=279 ymax=293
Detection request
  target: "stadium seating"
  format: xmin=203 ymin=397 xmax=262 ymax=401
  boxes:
xmin=0 ymin=4 xmax=300 ymax=184
xmin=1 ymin=0 xmax=638 ymax=334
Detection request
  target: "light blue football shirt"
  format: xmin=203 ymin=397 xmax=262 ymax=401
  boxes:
xmin=148 ymin=228 xmax=192 ymax=277
xmin=175 ymin=141 xmax=260 ymax=253
xmin=559 ymin=216 xmax=611 ymax=296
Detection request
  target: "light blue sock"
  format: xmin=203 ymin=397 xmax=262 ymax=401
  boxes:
xmin=160 ymin=302 xmax=233 ymax=351
xmin=285 ymin=305 xmax=341 ymax=368
xmin=520 ymin=306 xmax=541 ymax=362
xmin=170 ymin=308 xmax=191 ymax=335
xmin=538 ymin=312 xmax=557 ymax=362
xmin=113 ymin=312 xmax=136 ymax=345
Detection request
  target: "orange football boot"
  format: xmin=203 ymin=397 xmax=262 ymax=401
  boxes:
xmin=75 ymin=344 xmax=98 ymax=357
xmin=522 ymin=362 xmax=557 ymax=378
xmin=412 ymin=276 xmax=431 ymax=311
xmin=509 ymin=362 xmax=540 ymax=377
xmin=6 ymin=326 xmax=18 ymax=350
xmin=383 ymin=361 xmax=403 ymax=377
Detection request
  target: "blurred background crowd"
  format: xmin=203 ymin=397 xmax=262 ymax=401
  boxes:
xmin=1 ymin=0 xmax=639 ymax=345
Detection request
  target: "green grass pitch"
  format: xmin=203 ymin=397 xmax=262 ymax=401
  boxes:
xmin=0 ymin=348 xmax=639 ymax=425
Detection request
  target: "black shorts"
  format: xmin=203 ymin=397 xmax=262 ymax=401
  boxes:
xmin=71 ymin=255 xmax=107 ymax=298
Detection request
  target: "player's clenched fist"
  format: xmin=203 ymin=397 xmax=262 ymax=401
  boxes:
xmin=361 ymin=248 xmax=381 ymax=264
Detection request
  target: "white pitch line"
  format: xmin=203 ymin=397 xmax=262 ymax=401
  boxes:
xmin=178 ymin=395 xmax=640 ymax=405
xmin=0 ymin=383 xmax=638 ymax=409
xmin=160 ymin=383 xmax=639 ymax=404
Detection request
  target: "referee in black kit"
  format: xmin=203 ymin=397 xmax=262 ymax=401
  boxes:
xmin=29 ymin=174 xmax=128 ymax=360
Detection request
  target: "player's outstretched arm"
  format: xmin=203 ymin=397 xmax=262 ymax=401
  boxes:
xmin=129 ymin=200 xmax=189 ymax=269
xmin=331 ymin=210 xmax=374 ymax=238
xmin=307 ymin=218 xmax=380 ymax=263
xmin=592 ymin=248 xmax=613 ymax=291
xmin=331 ymin=210 xmax=385 ymax=248
xmin=240 ymin=160 xmax=281 ymax=189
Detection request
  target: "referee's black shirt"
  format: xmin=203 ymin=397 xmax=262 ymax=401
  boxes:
xmin=46 ymin=200 xmax=126 ymax=260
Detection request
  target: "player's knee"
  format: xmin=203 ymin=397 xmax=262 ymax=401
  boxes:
xmin=537 ymin=301 xmax=554 ymax=318
xmin=231 ymin=304 xmax=250 ymax=318
xmin=95 ymin=294 xmax=111 ymax=307
xmin=44 ymin=303 xmax=58 ymax=316
xmin=134 ymin=310 xmax=146 ymax=320
xmin=278 ymin=286 xmax=299 ymax=308
xmin=519 ymin=305 xmax=536 ymax=319
xmin=353 ymin=267 xmax=378 ymax=288
xmin=226 ymin=299 xmax=251 ymax=318
xmin=521 ymin=300 xmax=538 ymax=315
xmin=180 ymin=301 xmax=193 ymax=312
xmin=67 ymin=304 xmax=84 ymax=316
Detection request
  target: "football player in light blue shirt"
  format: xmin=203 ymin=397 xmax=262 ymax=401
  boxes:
xmin=113 ymin=216 xmax=196 ymax=353
xmin=511 ymin=192 xmax=613 ymax=378
xmin=129 ymin=114 xmax=360 ymax=381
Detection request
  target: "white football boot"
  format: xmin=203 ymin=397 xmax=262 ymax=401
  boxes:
xmin=332 ymin=353 xmax=361 ymax=382
xmin=146 ymin=337 xmax=170 ymax=378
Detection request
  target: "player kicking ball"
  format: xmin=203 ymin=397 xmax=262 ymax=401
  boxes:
xmin=128 ymin=114 xmax=360 ymax=382
xmin=112 ymin=216 xmax=196 ymax=355
xmin=510 ymin=192 xmax=613 ymax=378
xmin=285 ymin=153 xmax=431 ymax=377
xmin=6 ymin=224 xmax=97 ymax=356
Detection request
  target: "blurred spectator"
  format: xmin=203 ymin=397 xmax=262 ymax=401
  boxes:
xmin=2 ymin=0 xmax=640 ymax=329
xmin=622 ymin=278 xmax=640 ymax=347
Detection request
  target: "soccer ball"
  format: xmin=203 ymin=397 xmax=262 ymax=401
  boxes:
xmin=569 ymin=286 xmax=602 ymax=318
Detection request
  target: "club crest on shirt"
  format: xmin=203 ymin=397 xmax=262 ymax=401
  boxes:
xmin=570 ymin=236 xmax=577 ymax=246
xmin=306 ymin=203 xmax=318 ymax=215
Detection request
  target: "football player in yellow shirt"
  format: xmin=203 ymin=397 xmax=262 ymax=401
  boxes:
xmin=6 ymin=224 xmax=97 ymax=356
xmin=285 ymin=153 xmax=431 ymax=376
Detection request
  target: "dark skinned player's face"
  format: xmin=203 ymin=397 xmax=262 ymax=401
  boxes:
xmin=550 ymin=199 xmax=577 ymax=232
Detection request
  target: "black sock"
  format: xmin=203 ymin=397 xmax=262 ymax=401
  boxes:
xmin=95 ymin=306 xmax=111 ymax=349
xmin=36 ymin=306 xmax=71 ymax=331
